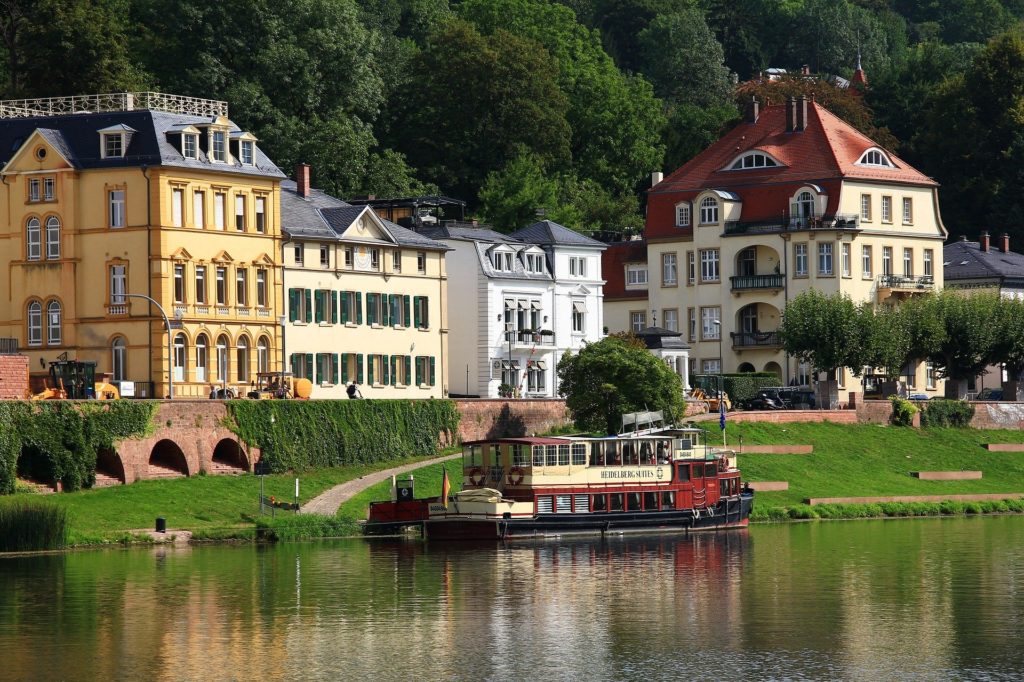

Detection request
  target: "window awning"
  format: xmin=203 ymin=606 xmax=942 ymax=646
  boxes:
xmin=501 ymin=360 xmax=512 ymax=370
xmin=572 ymin=300 xmax=586 ymax=313
xmin=510 ymin=360 xmax=520 ymax=370
xmin=504 ymin=298 xmax=515 ymax=309
xmin=536 ymin=360 xmax=547 ymax=370
xmin=530 ymin=300 xmax=542 ymax=310
xmin=518 ymin=300 xmax=528 ymax=309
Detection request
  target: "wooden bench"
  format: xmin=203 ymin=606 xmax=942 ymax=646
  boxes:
xmin=911 ymin=471 xmax=982 ymax=480
xmin=747 ymin=481 xmax=789 ymax=491
xmin=805 ymin=493 xmax=1024 ymax=505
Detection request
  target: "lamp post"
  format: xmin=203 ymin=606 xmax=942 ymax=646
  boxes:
xmin=712 ymin=318 xmax=726 ymax=447
xmin=125 ymin=293 xmax=174 ymax=399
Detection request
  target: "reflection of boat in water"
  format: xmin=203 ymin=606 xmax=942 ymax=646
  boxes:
xmin=366 ymin=411 xmax=754 ymax=541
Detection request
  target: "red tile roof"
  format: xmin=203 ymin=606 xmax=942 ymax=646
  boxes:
xmin=646 ymin=101 xmax=936 ymax=239
xmin=602 ymin=241 xmax=648 ymax=301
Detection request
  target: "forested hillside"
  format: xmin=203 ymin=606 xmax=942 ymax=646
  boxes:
xmin=2 ymin=0 xmax=1023 ymax=240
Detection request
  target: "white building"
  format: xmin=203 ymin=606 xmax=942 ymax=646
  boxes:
xmin=426 ymin=220 xmax=606 ymax=398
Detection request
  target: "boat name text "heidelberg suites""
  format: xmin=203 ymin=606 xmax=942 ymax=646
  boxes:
xmin=600 ymin=468 xmax=664 ymax=480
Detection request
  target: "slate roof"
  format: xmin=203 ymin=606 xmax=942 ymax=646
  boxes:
xmin=0 ymin=109 xmax=285 ymax=178
xmin=280 ymin=179 xmax=449 ymax=250
xmin=635 ymin=326 xmax=690 ymax=351
xmin=419 ymin=223 xmax=521 ymax=244
xmin=943 ymin=239 xmax=1024 ymax=282
xmin=510 ymin=220 xmax=607 ymax=249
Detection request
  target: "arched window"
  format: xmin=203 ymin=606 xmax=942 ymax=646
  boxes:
xmin=257 ymin=336 xmax=270 ymax=374
xmin=737 ymin=247 xmax=756 ymax=277
xmin=699 ymin=197 xmax=719 ymax=225
xmin=46 ymin=300 xmax=62 ymax=345
xmin=26 ymin=301 xmax=42 ymax=346
xmin=236 ymin=336 xmax=250 ymax=383
xmin=797 ymin=191 xmax=815 ymax=218
xmin=112 ymin=336 xmax=127 ymax=382
xmin=216 ymin=334 xmax=229 ymax=382
xmin=173 ymin=333 xmax=187 ymax=382
xmin=45 ymin=216 xmax=60 ymax=260
xmin=26 ymin=217 xmax=41 ymax=261
xmin=195 ymin=334 xmax=209 ymax=384
xmin=856 ymin=148 xmax=894 ymax=168
xmin=740 ymin=305 xmax=758 ymax=333
xmin=729 ymin=152 xmax=780 ymax=170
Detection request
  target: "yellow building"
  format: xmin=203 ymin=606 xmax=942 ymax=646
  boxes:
xmin=280 ymin=166 xmax=450 ymax=398
xmin=638 ymin=98 xmax=947 ymax=400
xmin=0 ymin=93 xmax=285 ymax=397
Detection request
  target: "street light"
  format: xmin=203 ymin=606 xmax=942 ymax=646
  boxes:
xmin=712 ymin=319 xmax=724 ymax=386
xmin=124 ymin=293 xmax=175 ymax=399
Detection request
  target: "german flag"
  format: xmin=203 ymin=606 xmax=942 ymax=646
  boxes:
xmin=441 ymin=467 xmax=451 ymax=509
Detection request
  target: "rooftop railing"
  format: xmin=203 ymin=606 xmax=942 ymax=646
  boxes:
xmin=0 ymin=92 xmax=228 ymax=119
xmin=724 ymin=214 xmax=861 ymax=235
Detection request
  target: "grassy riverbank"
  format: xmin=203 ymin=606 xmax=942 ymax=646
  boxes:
xmin=706 ymin=422 xmax=1024 ymax=520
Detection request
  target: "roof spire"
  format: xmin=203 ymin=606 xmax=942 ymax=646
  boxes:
xmin=852 ymin=42 xmax=868 ymax=89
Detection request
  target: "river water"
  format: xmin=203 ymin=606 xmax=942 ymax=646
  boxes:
xmin=1 ymin=517 xmax=1022 ymax=681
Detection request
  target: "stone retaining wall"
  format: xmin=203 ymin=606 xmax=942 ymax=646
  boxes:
xmin=0 ymin=355 xmax=28 ymax=399
xmin=969 ymin=402 xmax=1024 ymax=429
xmin=722 ymin=410 xmax=857 ymax=424
xmin=453 ymin=399 xmax=570 ymax=441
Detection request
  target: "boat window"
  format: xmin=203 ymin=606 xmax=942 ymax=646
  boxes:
xmin=556 ymin=494 xmax=572 ymax=513
xmin=533 ymin=445 xmax=545 ymax=466
xmin=627 ymin=492 xmax=642 ymax=511
xmin=640 ymin=441 xmax=654 ymax=464
xmin=573 ymin=494 xmax=589 ymax=512
xmin=558 ymin=444 xmax=570 ymax=465
xmin=704 ymin=463 xmax=718 ymax=478
xmin=487 ymin=444 xmax=501 ymax=467
xmin=592 ymin=494 xmax=607 ymax=512
xmin=661 ymin=491 xmax=676 ymax=509
xmin=676 ymin=437 xmax=693 ymax=452
xmin=590 ymin=444 xmax=604 ymax=466
xmin=606 ymin=441 xmax=619 ymax=465
xmin=572 ymin=443 xmax=586 ymax=465
xmin=643 ymin=491 xmax=658 ymax=510
xmin=464 ymin=445 xmax=483 ymax=467
xmin=546 ymin=445 xmax=558 ymax=466
xmin=656 ymin=441 xmax=669 ymax=464
xmin=623 ymin=442 xmax=638 ymax=466
xmin=512 ymin=444 xmax=529 ymax=466
xmin=691 ymin=464 xmax=703 ymax=479
xmin=677 ymin=464 xmax=690 ymax=482
xmin=610 ymin=493 xmax=624 ymax=511
xmin=537 ymin=496 xmax=553 ymax=514
xmin=720 ymin=479 xmax=729 ymax=497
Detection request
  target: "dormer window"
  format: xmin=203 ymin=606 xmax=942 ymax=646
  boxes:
xmin=675 ymin=202 xmax=690 ymax=227
xmin=856 ymin=148 xmax=895 ymax=168
xmin=183 ymin=134 xmax=198 ymax=159
xmin=104 ymin=133 xmax=123 ymax=158
xmin=699 ymin=196 xmax=719 ymax=224
xmin=728 ymin=151 xmax=781 ymax=170
xmin=492 ymin=250 xmax=513 ymax=272
xmin=241 ymin=140 xmax=254 ymax=165
xmin=524 ymin=253 xmax=545 ymax=274
xmin=211 ymin=130 xmax=226 ymax=162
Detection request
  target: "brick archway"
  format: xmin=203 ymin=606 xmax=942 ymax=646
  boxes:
xmin=149 ymin=439 xmax=189 ymax=479
xmin=95 ymin=448 xmax=125 ymax=487
xmin=211 ymin=438 xmax=248 ymax=473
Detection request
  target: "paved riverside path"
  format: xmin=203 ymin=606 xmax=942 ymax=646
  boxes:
xmin=299 ymin=453 xmax=461 ymax=516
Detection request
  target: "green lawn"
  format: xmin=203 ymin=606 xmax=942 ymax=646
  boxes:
xmin=706 ymin=422 xmax=1024 ymax=509
xmin=337 ymin=460 xmax=463 ymax=522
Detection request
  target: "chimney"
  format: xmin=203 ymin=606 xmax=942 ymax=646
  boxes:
xmin=798 ymin=95 xmax=808 ymax=131
xmin=651 ymin=171 xmax=663 ymax=187
xmin=296 ymin=163 xmax=310 ymax=198
xmin=749 ymin=97 xmax=759 ymax=124
xmin=786 ymin=97 xmax=797 ymax=132
xmin=1001 ymin=233 xmax=1010 ymax=253
xmin=980 ymin=231 xmax=990 ymax=252
xmin=801 ymin=64 xmax=810 ymax=76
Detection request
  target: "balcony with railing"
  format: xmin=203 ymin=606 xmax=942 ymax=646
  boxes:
xmin=731 ymin=330 xmax=782 ymax=349
xmin=877 ymin=273 xmax=935 ymax=302
xmin=508 ymin=330 xmax=555 ymax=347
xmin=0 ymin=338 xmax=18 ymax=354
xmin=724 ymin=214 xmax=861 ymax=236
xmin=730 ymin=273 xmax=785 ymax=291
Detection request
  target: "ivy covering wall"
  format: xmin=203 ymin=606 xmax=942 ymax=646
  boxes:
xmin=0 ymin=401 xmax=157 ymax=494
xmin=227 ymin=400 xmax=461 ymax=472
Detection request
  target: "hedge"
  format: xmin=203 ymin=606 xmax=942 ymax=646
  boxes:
xmin=693 ymin=373 xmax=781 ymax=404
xmin=919 ymin=399 xmax=975 ymax=427
xmin=226 ymin=399 xmax=461 ymax=472
xmin=0 ymin=401 xmax=157 ymax=495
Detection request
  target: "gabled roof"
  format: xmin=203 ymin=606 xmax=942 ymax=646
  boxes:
xmin=510 ymin=220 xmax=606 ymax=249
xmin=0 ymin=109 xmax=285 ymax=178
xmin=321 ymin=206 xmax=373 ymax=237
xmin=602 ymin=240 xmax=648 ymax=301
xmin=943 ymin=239 xmax=1024 ymax=281
xmin=655 ymin=101 xmax=936 ymax=193
xmin=34 ymin=129 xmax=76 ymax=165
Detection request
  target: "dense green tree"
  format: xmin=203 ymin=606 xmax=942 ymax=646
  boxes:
xmin=560 ymin=177 xmax=644 ymax=235
xmin=850 ymin=303 xmax=912 ymax=381
xmin=389 ymin=20 xmax=571 ymax=204
xmin=662 ymin=103 xmax=739 ymax=171
xmin=786 ymin=1 xmax=908 ymax=76
xmin=991 ymin=297 xmax=1024 ymax=394
xmin=637 ymin=9 xmax=733 ymax=108
xmin=779 ymin=290 xmax=861 ymax=376
xmin=589 ymin=0 xmax=694 ymax=73
xmin=459 ymin=0 xmax=666 ymax=194
xmin=703 ymin=0 xmax=793 ymax=79
xmin=478 ymin=151 xmax=580 ymax=232
xmin=921 ymin=291 xmax=1001 ymax=398
xmin=557 ymin=333 xmax=684 ymax=434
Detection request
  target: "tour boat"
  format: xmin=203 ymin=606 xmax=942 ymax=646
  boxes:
xmin=365 ymin=412 xmax=754 ymax=540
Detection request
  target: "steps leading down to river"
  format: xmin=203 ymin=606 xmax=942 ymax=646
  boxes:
xmin=93 ymin=472 xmax=123 ymax=487
xmin=209 ymin=460 xmax=247 ymax=475
xmin=147 ymin=463 xmax=186 ymax=480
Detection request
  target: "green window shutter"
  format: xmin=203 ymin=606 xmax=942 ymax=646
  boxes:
xmin=356 ymin=292 xmax=363 ymax=324
xmin=331 ymin=354 xmax=339 ymax=384
xmin=314 ymin=291 xmax=323 ymax=323
xmin=362 ymin=354 xmax=368 ymax=384
xmin=340 ymin=291 xmax=350 ymax=324
xmin=315 ymin=353 xmax=323 ymax=383
xmin=405 ymin=355 xmax=411 ymax=386
xmin=390 ymin=355 xmax=397 ymax=386
xmin=392 ymin=294 xmax=400 ymax=327
xmin=429 ymin=356 xmax=436 ymax=386
xmin=289 ymin=289 xmax=298 ymax=322
xmin=331 ymin=291 xmax=338 ymax=324
xmin=304 ymin=289 xmax=312 ymax=323
xmin=403 ymin=295 xmax=411 ymax=328
xmin=289 ymin=353 xmax=297 ymax=374
xmin=382 ymin=293 xmax=390 ymax=326
xmin=413 ymin=297 xmax=421 ymax=329
xmin=341 ymin=353 xmax=349 ymax=383
xmin=423 ymin=298 xmax=429 ymax=328
xmin=380 ymin=354 xmax=387 ymax=385
xmin=368 ymin=293 xmax=376 ymax=325
xmin=305 ymin=353 xmax=313 ymax=381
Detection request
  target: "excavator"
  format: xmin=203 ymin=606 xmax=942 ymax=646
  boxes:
xmin=32 ymin=357 xmax=120 ymax=400
xmin=690 ymin=387 xmax=732 ymax=413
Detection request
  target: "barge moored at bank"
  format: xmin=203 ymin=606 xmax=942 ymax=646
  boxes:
xmin=366 ymin=413 xmax=754 ymax=540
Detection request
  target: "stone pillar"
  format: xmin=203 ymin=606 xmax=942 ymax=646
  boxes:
xmin=945 ymin=378 xmax=968 ymax=400
xmin=681 ymin=351 xmax=690 ymax=390
xmin=1003 ymin=380 xmax=1023 ymax=401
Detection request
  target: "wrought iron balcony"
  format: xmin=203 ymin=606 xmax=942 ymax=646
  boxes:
xmin=730 ymin=273 xmax=785 ymax=291
xmin=877 ymin=274 xmax=934 ymax=290
xmin=731 ymin=331 xmax=781 ymax=349
xmin=507 ymin=330 xmax=555 ymax=347
xmin=724 ymin=214 xmax=861 ymax=236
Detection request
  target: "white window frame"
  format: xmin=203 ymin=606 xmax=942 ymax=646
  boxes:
xmin=902 ymin=197 xmax=913 ymax=224
xmin=699 ymin=197 xmax=719 ymax=225
xmin=675 ymin=203 xmax=690 ymax=227
xmin=172 ymin=188 xmax=183 ymax=227
xmin=27 ymin=301 xmax=42 ymax=346
xmin=109 ymin=189 xmax=126 ymax=228
xmin=103 ymin=133 xmax=123 ymax=158
xmin=240 ymin=140 xmax=254 ymax=165
xmin=662 ymin=252 xmax=677 ymax=286
xmin=630 ymin=311 xmax=646 ymax=332
xmin=856 ymin=148 xmax=894 ymax=168
xmin=663 ymin=308 xmax=679 ymax=332
xmin=687 ymin=251 xmax=695 ymax=285
xmin=881 ymin=196 xmax=892 ymax=223
xmin=110 ymin=265 xmax=126 ymax=304
xmin=818 ymin=242 xmax=833 ymax=276
xmin=860 ymin=194 xmax=871 ymax=221
xmin=625 ymin=264 xmax=647 ymax=286
xmin=211 ymin=130 xmax=226 ymax=162
xmin=903 ymin=248 xmax=913 ymax=276
xmin=45 ymin=216 xmax=60 ymax=260
xmin=841 ymin=243 xmax=851 ymax=277
xmin=193 ymin=190 xmax=205 ymax=229
xmin=923 ymin=249 xmax=933 ymax=278
xmin=701 ymin=306 xmax=721 ymax=341
xmin=214 ymin=192 xmax=226 ymax=230
xmin=882 ymin=246 xmax=893 ymax=275
xmin=255 ymin=196 xmax=266 ymax=233
xmin=183 ymin=134 xmax=197 ymax=159
xmin=234 ymin=194 xmax=246 ymax=231
xmin=43 ymin=177 xmax=54 ymax=201
xmin=794 ymin=243 xmax=808 ymax=277
xmin=46 ymin=300 xmax=61 ymax=345
xmin=862 ymin=245 xmax=872 ymax=278
xmin=699 ymin=249 xmax=719 ymax=282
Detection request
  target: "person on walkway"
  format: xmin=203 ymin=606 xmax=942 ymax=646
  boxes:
xmin=347 ymin=382 xmax=362 ymax=399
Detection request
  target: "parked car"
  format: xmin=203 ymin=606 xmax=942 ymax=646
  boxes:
xmin=976 ymin=388 xmax=1003 ymax=401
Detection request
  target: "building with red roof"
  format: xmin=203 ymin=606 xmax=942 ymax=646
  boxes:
xmin=639 ymin=97 xmax=946 ymax=399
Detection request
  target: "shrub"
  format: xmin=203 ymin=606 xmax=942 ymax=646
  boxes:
xmin=693 ymin=373 xmax=779 ymax=404
xmin=889 ymin=395 xmax=918 ymax=426
xmin=920 ymin=399 xmax=975 ymax=427
xmin=0 ymin=498 xmax=68 ymax=551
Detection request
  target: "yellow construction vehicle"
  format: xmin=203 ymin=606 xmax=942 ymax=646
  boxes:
xmin=690 ymin=387 xmax=732 ymax=412
xmin=245 ymin=372 xmax=312 ymax=399
xmin=31 ymin=358 xmax=119 ymax=400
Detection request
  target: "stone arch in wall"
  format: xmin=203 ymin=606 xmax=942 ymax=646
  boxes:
xmin=738 ymin=362 xmax=755 ymax=373
xmin=211 ymin=438 xmax=248 ymax=473
xmin=149 ymin=439 xmax=189 ymax=478
xmin=764 ymin=361 xmax=783 ymax=381
xmin=95 ymin=448 xmax=125 ymax=486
